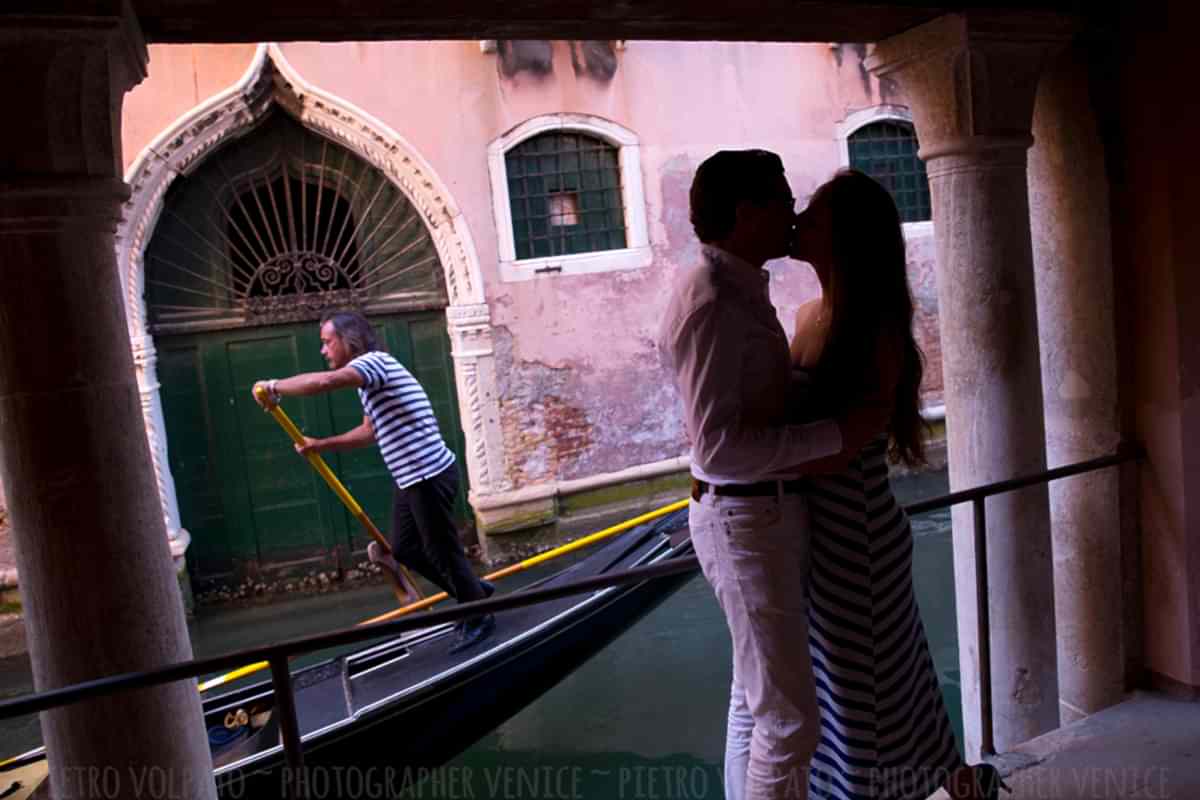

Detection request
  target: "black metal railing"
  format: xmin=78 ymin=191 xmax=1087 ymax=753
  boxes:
xmin=906 ymin=447 xmax=1140 ymax=755
xmin=0 ymin=448 xmax=1140 ymax=793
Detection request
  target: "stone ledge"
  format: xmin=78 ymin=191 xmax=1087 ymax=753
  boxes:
xmin=474 ymin=495 xmax=557 ymax=536
xmin=471 ymin=454 xmax=690 ymax=514
xmin=475 ymin=469 xmax=692 ymax=565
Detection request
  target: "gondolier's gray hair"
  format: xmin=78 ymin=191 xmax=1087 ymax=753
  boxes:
xmin=320 ymin=311 xmax=381 ymax=357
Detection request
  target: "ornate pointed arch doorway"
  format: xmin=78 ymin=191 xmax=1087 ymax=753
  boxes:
xmin=117 ymin=46 xmax=506 ymax=593
xmin=146 ymin=110 xmax=468 ymax=587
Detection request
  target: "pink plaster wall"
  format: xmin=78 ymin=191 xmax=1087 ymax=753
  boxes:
xmin=120 ymin=40 xmax=942 ymax=490
xmin=122 ymin=45 xmax=260 ymax=173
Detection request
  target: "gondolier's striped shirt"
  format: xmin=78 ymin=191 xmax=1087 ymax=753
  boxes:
xmin=349 ymin=351 xmax=456 ymax=489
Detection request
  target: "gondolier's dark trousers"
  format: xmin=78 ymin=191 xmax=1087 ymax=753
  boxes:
xmin=391 ymin=464 xmax=486 ymax=603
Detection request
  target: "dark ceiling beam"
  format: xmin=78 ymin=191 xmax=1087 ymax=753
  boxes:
xmin=4 ymin=1 xmax=1090 ymax=44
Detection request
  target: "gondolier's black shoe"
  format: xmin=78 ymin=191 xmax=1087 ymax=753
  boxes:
xmin=448 ymin=614 xmax=495 ymax=654
xmin=367 ymin=541 xmax=401 ymax=577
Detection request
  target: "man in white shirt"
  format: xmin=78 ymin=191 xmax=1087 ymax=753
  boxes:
xmin=658 ymin=150 xmax=864 ymax=800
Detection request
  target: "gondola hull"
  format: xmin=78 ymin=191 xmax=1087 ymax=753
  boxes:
xmin=207 ymin=509 xmax=694 ymax=799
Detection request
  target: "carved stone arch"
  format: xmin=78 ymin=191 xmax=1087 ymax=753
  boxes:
xmin=117 ymin=44 xmax=507 ymax=565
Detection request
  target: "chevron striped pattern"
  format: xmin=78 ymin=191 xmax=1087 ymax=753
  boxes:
xmin=807 ymin=435 xmax=962 ymax=800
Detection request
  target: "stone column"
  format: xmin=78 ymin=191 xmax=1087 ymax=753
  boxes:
xmin=1028 ymin=44 xmax=1124 ymax=723
xmin=867 ymin=13 xmax=1070 ymax=757
xmin=0 ymin=6 xmax=216 ymax=799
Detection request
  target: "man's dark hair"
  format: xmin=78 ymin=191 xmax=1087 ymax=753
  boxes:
xmin=320 ymin=311 xmax=380 ymax=358
xmin=689 ymin=149 xmax=786 ymax=243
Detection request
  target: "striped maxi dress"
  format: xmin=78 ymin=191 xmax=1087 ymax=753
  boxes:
xmin=806 ymin=434 xmax=963 ymax=800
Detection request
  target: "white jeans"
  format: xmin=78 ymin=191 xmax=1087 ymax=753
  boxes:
xmin=690 ymin=491 xmax=819 ymax=800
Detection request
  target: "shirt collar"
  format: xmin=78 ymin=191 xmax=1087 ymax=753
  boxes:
xmin=702 ymin=244 xmax=771 ymax=303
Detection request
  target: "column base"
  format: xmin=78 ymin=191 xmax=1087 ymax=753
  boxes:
xmin=1145 ymin=670 xmax=1200 ymax=701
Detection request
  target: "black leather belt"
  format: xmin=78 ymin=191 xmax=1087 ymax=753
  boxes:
xmin=690 ymin=477 xmax=806 ymax=501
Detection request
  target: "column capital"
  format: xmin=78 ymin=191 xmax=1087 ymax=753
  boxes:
xmin=866 ymin=12 xmax=1075 ymax=158
xmin=0 ymin=1 xmax=148 ymax=181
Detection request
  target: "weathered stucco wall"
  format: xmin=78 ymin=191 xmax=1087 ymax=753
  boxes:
xmin=121 ymin=40 xmax=941 ymax=497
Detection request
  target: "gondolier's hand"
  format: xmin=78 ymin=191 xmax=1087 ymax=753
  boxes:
xmin=252 ymin=380 xmax=281 ymax=410
xmin=295 ymin=436 xmax=322 ymax=456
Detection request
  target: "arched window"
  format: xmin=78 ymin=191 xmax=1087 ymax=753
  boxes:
xmin=488 ymin=115 xmax=651 ymax=282
xmin=847 ymin=119 xmax=931 ymax=223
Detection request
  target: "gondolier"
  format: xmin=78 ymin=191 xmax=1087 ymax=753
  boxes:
xmin=252 ymin=310 xmax=494 ymax=653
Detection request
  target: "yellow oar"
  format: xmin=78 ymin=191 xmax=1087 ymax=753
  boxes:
xmin=197 ymin=496 xmax=689 ymax=693
xmin=252 ymin=386 xmax=421 ymax=606
xmin=361 ymin=496 xmax=690 ymax=625
xmin=0 ymin=754 xmax=48 ymax=798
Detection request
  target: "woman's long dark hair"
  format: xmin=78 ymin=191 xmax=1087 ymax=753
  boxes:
xmin=810 ymin=169 xmax=929 ymax=466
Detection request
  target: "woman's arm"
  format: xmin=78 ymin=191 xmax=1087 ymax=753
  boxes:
xmin=790 ymin=299 xmax=824 ymax=367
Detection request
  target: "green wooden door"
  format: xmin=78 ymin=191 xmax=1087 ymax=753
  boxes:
xmin=159 ymin=312 xmax=468 ymax=588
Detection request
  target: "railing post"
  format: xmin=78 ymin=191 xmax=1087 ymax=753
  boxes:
xmin=269 ymin=655 xmax=306 ymax=799
xmin=973 ymin=496 xmax=995 ymax=756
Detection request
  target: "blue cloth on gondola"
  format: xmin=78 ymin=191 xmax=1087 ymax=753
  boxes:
xmin=207 ymin=725 xmax=247 ymax=749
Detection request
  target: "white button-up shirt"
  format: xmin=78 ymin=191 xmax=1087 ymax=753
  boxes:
xmin=658 ymin=245 xmax=842 ymax=484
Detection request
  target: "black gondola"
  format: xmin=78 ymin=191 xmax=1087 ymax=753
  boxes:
xmin=2 ymin=508 xmax=694 ymax=800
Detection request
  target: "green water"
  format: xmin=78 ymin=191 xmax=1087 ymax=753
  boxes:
xmin=0 ymin=469 xmax=959 ymax=799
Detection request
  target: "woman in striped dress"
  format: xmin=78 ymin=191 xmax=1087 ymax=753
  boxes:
xmin=789 ymin=170 xmax=1006 ymax=800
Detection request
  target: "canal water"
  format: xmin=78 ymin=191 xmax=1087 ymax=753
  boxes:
xmin=0 ymin=469 xmax=958 ymax=799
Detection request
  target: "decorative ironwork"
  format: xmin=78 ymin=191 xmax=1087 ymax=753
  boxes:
xmin=244 ymin=289 xmax=366 ymax=325
xmin=143 ymin=112 xmax=446 ymax=334
xmin=247 ymin=252 xmax=350 ymax=299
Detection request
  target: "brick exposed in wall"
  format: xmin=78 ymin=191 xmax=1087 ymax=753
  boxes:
xmin=501 ymin=393 xmax=594 ymax=487
xmin=493 ymin=325 xmax=688 ymax=490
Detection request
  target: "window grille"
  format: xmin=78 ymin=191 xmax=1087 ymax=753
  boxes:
xmin=847 ymin=121 xmax=931 ymax=223
xmin=505 ymin=132 xmax=627 ymax=260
